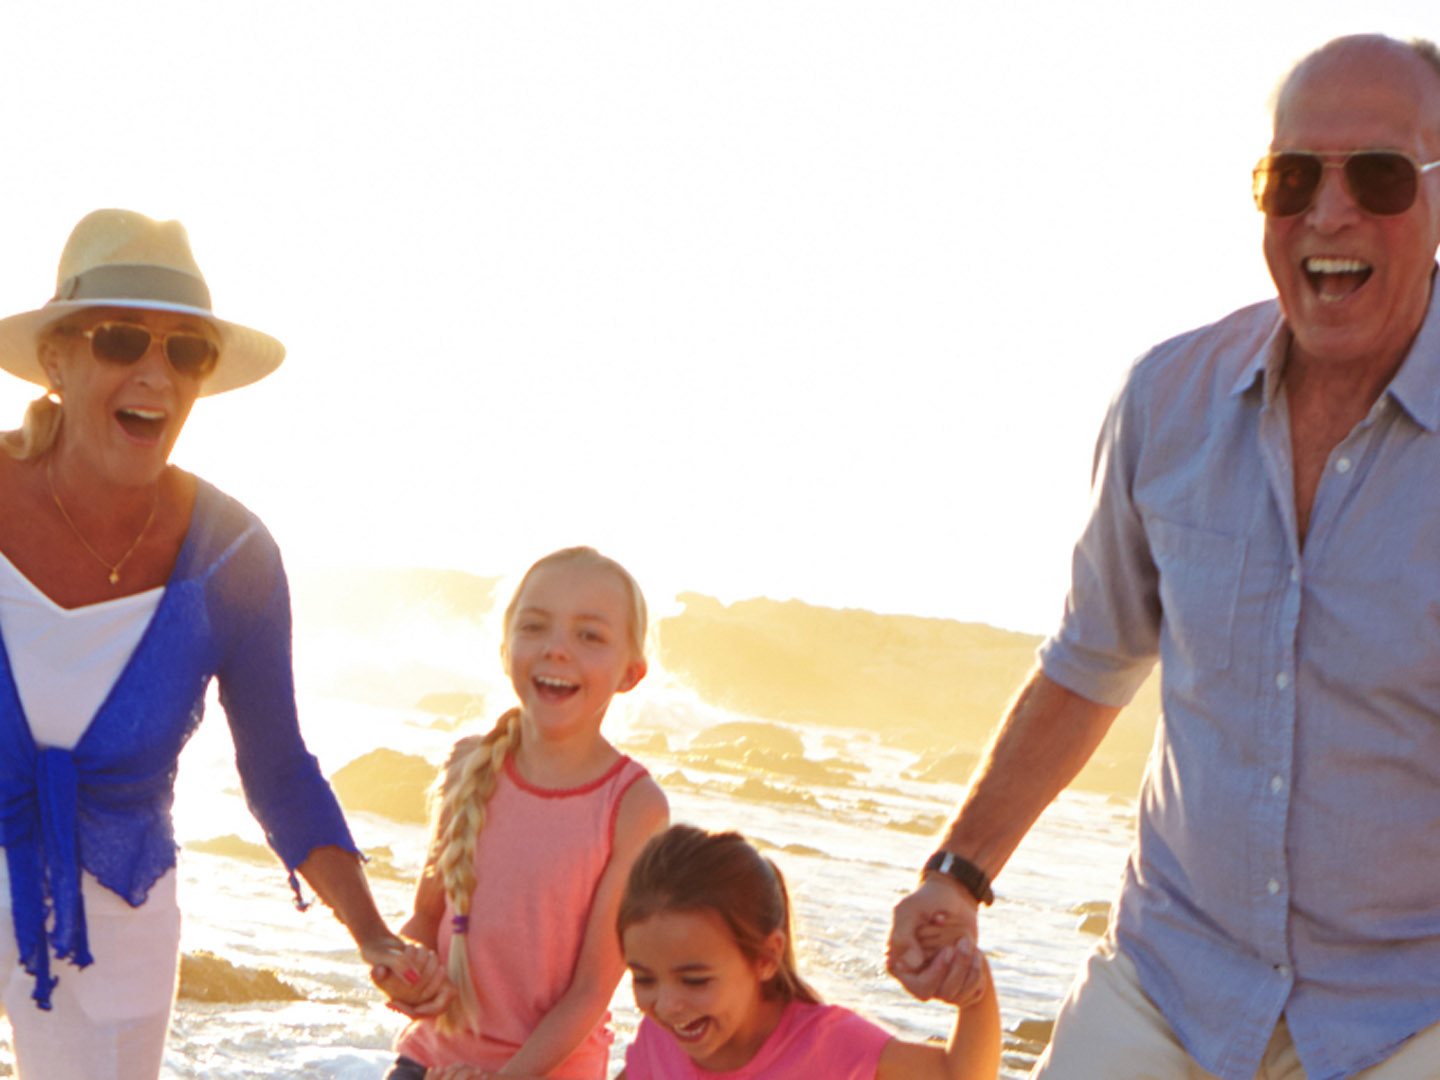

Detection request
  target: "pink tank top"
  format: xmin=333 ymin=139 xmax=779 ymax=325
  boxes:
xmin=396 ymin=752 xmax=650 ymax=1078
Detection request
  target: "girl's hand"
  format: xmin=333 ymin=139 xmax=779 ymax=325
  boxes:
xmin=366 ymin=939 xmax=455 ymax=1017
xmin=928 ymin=938 xmax=991 ymax=1009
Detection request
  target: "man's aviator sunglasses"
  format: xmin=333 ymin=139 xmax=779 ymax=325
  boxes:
xmin=66 ymin=322 xmax=220 ymax=378
xmin=1252 ymin=149 xmax=1440 ymax=217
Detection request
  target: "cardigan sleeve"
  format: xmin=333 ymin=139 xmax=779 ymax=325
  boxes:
xmin=210 ymin=515 xmax=358 ymax=876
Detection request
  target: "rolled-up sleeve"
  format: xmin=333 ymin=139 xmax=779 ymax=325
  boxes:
xmin=1039 ymin=365 xmax=1161 ymax=708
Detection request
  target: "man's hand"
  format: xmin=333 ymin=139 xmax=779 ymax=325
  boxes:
xmin=886 ymin=875 xmax=982 ymax=1002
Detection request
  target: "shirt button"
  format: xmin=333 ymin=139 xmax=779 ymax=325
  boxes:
xmin=1270 ymin=775 xmax=1284 ymax=794
xmin=1267 ymin=878 xmax=1281 ymax=895
xmin=1276 ymin=964 xmax=1291 ymax=979
xmin=1275 ymin=672 xmax=1290 ymax=690
xmin=1335 ymin=457 xmax=1352 ymax=473
xmin=1290 ymin=566 xmax=1300 ymax=583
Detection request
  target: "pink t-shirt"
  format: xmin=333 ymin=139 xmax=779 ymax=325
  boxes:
xmin=397 ymin=753 xmax=650 ymax=1079
xmin=624 ymin=1000 xmax=893 ymax=1079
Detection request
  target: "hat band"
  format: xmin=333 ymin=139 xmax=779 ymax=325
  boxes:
xmin=52 ymin=264 xmax=213 ymax=311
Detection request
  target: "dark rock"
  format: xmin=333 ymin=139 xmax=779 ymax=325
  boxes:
xmin=331 ymin=748 xmax=437 ymax=824
xmin=1010 ymin=1016 xmax=1055 ymax=1048
xmin=691 ymin=721 xmax=805 ymax=756
xmin=731 ymin=776 xmax=820 ymax=808
xmin=363 ymin=845 xmax=406 ymax=881
xmin=178 ymin=951 xmax=303 ymax=1003
xmin=905 ymin=747 xmax=982 ymax=785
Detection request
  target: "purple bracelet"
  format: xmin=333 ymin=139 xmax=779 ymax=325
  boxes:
xmin=451 ymin=914 xmax=470 ymax=934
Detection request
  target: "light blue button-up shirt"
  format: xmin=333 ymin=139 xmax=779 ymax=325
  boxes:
xmin=1039 ymin=272 xmax=1440 ymax=1080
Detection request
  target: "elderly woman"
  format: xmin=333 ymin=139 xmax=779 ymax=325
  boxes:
xmin=0 ymin=209 xmax=447 ymax=1079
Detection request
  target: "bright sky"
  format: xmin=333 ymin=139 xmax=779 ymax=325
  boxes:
xmin=1 ymin=1 xmax=1435 ymax=633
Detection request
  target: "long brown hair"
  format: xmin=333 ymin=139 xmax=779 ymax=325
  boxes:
xmin=617 ymin=824 xmax=822 ymax=1005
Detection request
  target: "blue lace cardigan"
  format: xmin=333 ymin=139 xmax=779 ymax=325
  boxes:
xmin=0 ymin=478 xmax=358 ymax=1009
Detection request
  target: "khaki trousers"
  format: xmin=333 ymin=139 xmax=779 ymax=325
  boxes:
xmin=1032 ymin=940 xmax=1440 ymax=1080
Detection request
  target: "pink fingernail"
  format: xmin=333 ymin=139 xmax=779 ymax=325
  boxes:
xmin=402 ymin=969 xmax=420 ymax=984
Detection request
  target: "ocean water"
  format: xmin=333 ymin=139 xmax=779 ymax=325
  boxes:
xmin=0 ymin=681 xmax=1135 ymax=1080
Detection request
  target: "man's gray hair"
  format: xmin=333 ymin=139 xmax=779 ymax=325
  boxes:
xmin=1410 ymin=37 xmax=1440 ymax=82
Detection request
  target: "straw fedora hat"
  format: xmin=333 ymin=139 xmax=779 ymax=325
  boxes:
xmin=0 ymin=209 xmax=284 ymax=397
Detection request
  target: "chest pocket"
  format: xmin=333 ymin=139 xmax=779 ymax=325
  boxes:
xmin=1148 ymin=517 xmax=1246 ymax=670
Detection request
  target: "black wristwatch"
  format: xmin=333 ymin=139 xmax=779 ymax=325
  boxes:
xmin=923 ymin=850 xmax=994 ymax=906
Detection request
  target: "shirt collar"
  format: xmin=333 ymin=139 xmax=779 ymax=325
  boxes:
xmin=1386 ymin=268 xmax=1440 ymax=433
xmin=1228 ymin=265 xmax=1440 ymax=431
xmin=1228 ymin=307 xmax=1287 ymax=405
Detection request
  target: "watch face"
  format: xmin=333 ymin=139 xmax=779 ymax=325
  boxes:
xmin=925 ymin=851 xmax=992 ymax=905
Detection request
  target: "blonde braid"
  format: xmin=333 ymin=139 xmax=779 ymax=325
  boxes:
xmin=428 ymin=708 xmax=522 ymax=1033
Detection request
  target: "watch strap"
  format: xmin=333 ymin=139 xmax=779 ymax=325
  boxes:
xmin=923 ymin=850 xmax=995 ymax=906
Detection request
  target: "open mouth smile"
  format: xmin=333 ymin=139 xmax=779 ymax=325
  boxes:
xmin=1303 ymin=255 xmax=1372 ymax=302
xmin=115 ymin=407 xmax=167 ymax=441
xmin=533 ymin=674 xmax=579 ymax=701
xmin=669 ymin=1016 xmax=712 ymax=1043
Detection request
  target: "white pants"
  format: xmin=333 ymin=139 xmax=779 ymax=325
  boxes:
xmin=0 ymin=870 xmax=181 ymax=1080
xmin=1033 ymin=939 xmax=1440 ymax=1080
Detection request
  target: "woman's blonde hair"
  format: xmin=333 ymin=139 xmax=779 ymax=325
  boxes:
xmin=426 ymin=546 xmax=648 ymax=1032
xmin=2 ymin=322 xmax=69 ymax=461
xmin=617 ymin=825 xmax=823 ymax=1006
xmin=1 ymin=395 xmax=63 ymax=461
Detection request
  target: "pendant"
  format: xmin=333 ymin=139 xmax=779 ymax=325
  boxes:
xmin=109 ymin=570 xmax=120 ymax=585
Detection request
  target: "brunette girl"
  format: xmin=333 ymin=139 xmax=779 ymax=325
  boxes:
xmin=614 ymin=825 xmax=1000 ymax=1080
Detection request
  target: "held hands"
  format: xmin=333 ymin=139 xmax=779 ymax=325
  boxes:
xmin=887 ymin=875 xmax=985 ymax=1004
xmin=918 ymin=934 xmax=991 ymax=1008
xmin=364 ymin=938 xmax=455 ymax=1018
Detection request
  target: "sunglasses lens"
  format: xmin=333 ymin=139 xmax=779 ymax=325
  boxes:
xmin=89 ymin=323 xmax=152 ymax=364
xmin=165 ymin=334 xmax=218 ymax=376
xmin=1256 ymin=153 xmax=1321 ymax=216
xmin=1346 ymin=152 xmax=1417 ymax=215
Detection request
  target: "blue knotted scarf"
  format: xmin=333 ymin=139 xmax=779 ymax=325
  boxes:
xmin=0 ymin=746 xmax=98 ymax=1007
xmin=0 ymin=478 xmax=358 ymax=1010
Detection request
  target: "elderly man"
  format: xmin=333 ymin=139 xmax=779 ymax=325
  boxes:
xmin=888 ymin=34 xmax=1440 ymax=1080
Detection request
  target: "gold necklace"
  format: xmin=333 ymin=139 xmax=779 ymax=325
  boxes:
xmin=46 ymin=458 xmax=159 ymax=586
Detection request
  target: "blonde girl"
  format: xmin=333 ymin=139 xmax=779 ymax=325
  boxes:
xmin=389 ymin=547 xmax=669 ymax=1080
xmin=615 ymin=825 xmax=1000 ymax=1080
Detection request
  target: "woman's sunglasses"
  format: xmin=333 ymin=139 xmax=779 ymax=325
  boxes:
xmin=70 ymin=322 xmax=220 ymax=378
xmin=1252 ymin=150 xmax=1440 ymax=218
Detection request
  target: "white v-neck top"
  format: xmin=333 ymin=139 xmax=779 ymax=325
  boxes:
xmin=0 ymin=549 xmax=162 ymax=750
xmin=0 ymin=550 xmax=179 ymax=1023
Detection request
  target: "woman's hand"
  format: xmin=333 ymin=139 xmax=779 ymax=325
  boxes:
xmin=365 ymin=938 xmax=454 ymax=1018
